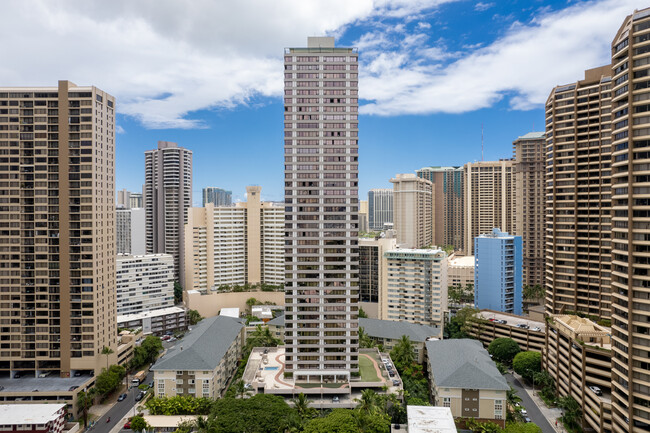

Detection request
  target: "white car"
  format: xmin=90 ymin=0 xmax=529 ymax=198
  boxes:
xmin=520 ymin=408 xmax=528 ymax=415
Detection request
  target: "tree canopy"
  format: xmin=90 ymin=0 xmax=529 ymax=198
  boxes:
xmin=390 ymin=335 xmax=415 ymax=371
xmin=211 ymin=394 xmax=296 ymax=433
xmin=512 ymin=351 xmax=541 ymax=382
xmin=487 ymin=338 xmax=521 ymax=365
xmin=130 ymin=335 xmax=163 ymax=369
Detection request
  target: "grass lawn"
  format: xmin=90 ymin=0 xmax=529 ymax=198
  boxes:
xmin=359 ymin=354 xmax=381 ymax=382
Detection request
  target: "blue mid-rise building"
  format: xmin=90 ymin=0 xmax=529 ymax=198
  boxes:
xmin=474 ymin=228 xmax=522 ymax=315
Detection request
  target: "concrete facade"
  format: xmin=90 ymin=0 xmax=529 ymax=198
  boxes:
xmin=417 ymin=166 xmax=464 ymax=250
xmin=144 ymin=141 xmax=192 ymax=282
xmin=447 ymin=254 xmax=474 ymax=289
xmin=184 ymin=186 xmax=284 ymax=292
xmin=283 ymin=37 xmax=360 ymax=378
xmin=368 ymin=189 xmax=393 ymax=231
xmin=116 ymin=207 xmax=145 ymax=255
xmin=391 ymin=173 xmax=434 ymax=249
xmin=512 ymin=132 xmax=546 ymax=288
xmin=464 ymin=160 xmax=514 ymax=255
xmin=359 ymin=235 xmax=397 ymax=304
xmin=202 ymin=187 xmax=232 ymax=207
xmin=0 ymin=81 xmax=117 ymax=378
xmin=382 ymin=248 xmax=448 ymax=328
xmin=116 ymin=254 xmax=174 ymax=315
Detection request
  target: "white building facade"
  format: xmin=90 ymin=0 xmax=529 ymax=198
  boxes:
xmin=116 ymin=254 xmax=175 ymax=315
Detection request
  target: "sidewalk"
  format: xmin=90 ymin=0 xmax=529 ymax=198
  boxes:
xmin=513 ymin=372 xmax=565 ymax=433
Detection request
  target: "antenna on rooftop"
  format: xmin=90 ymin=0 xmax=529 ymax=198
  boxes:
xmin=481 ymin=123 xmax=484 ymax=161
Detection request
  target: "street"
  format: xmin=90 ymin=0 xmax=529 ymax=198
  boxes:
xmin=88 ymin=370 xmax=154 ymax=433
xmin=505 ymin=373 xmax=556 ymax=433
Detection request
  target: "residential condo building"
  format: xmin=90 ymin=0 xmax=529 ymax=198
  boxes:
xmin=512 ymin=132 xmax=546 ymax=288
xmin=474 ymin=229 xmax=522 ymax=315
xmin=382 ymin=248 xmax=448 ymax=328
xmin=0 ymin=81 xmax=118 ymax=377
xmin=184 ymin=186 xmax=284 ymax=292
xmin=116 ymin=207 xmax=146 ymax=255
xmin=359 ymin=235 xmax=397 ymax=315
xmin=464 ymin=160 xmax=514 ymax=255
xmin=416 ymin=166 xmax=464 ymax=250
xmin=202 ymin=187 xmax=232 ymax=207
xmin=368 ymin=188 xmax=393 ymax=230
xmin=283 ymin=37 xmax=360 ymax=379
xmin=144 ymin=141 xmax=192 ymax=282
xmin=391 ymin=173 xmax=434 ymax=249
xmin=116 ymin=254 xmax=175 ymax=316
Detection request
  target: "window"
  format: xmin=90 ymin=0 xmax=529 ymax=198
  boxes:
xmin=442 ymin=397 xmax=451 ymax=408
xmin=495 ymin=399 xmax=503 ymax=420
xmin=176 ymin=379 xmax=183 ymax=385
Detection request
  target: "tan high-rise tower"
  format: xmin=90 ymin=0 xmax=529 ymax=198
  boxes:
xmin=390 ymin=173 xmax=434 ymax=249
xmin=464 ymin=160 xmax=515 ymax=254
xmin=284 ymin=37 xmax=360 ymax=378
xmin=545 ymin=66 xmax=613 ymax=319
xmin=513 ymin=132 xmax=546 ymax=288
xmin=144 ymin=141 xmax=192 ymax=282
xmin=0 ymin=81 xmax=117 ymax=376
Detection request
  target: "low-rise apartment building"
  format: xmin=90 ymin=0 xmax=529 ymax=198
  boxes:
xmin=425 ymin=339 xmax=508 ymax=429
xmin=0 ymin=404 xmax=67 ymax=433
xmin=117 ymin=306 xmax=187 ymax=336
xmin=359 ymin=318 xmax=440 ymax=363
xmin=544 ymin=315 xmax=612 ymax=433
xmin=152 ymin=315 xmax=244 ymax=399
xmin=382 ymin=248 xmax=448 ymax=328
xmin=468 ymin=310 xmax=545 ymax=353
xmin=116 ymin=254 xmax=175 ymax=315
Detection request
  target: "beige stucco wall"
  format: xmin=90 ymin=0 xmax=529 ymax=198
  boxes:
xmin=185 ymin=290 xmax=285 ymax=318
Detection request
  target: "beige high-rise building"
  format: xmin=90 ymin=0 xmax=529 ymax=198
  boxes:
xmin=391 ymin=173 xmax=434 ymax=249
xmin=381 ymin=248 xmax=448 ymax=329
xmin=184 ymin=186 xmax=284 ymax=293
xmin=416 ymin=166 xmax=464 ymax=250
xmin=545 ymin=65 xmax=612 ymax=319
xmin=359 ymin=200 xmax=369 ymax=232
xmin=513 ymin=132 xmax=546 ymax=287
xmin=359 ymin=235 xmax=397 ymax=317
xmin=144 ymin=141 xmax=192 ymax=282
xmin=0 ymin=81 xmax=117 ymax=376
xmin=464 ymin=160 xmax=514 ymax=255
xmin=284 ymin=37 xmax=360 ymax=378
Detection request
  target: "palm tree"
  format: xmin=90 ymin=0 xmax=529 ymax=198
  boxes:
xmin=390 ymin=335 xmax=415 ymax=370
xmin=77 ymin=388 xmax=96 ymax=427
xmin=231 ymin=380 xmax=251 ymax=399
xmin=355 ymin=388 xmax=378 ymax=414
xmin=193 ymin=415 xmax=217 ymax=433
xmin=101 ymin=346 xmax=114 ymax=370
xmin=291 ymin=392 xmax=315 ymax=420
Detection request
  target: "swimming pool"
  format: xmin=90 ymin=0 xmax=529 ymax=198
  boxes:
xmin=264 ymin=366 xmax=279 ymax=371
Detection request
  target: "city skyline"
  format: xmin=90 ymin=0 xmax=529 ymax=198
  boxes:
xmin=0 ymin=1 xmax=645 ymax=203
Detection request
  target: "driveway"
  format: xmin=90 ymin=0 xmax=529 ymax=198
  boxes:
xmin=505 ymin=373 xmax=557 ymax=433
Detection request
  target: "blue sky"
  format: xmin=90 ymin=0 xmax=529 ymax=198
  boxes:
xmin=0 ymin=0 xmax=645 ymax=203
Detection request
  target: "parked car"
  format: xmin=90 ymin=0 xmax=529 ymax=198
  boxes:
xmin=520 ymin=408 xmax=527 ymax=415
xmin=531 ymin=327 xmax=541 ymax=332
xmin=161 ymin=335 xmax=171 ymax=341
xmin=124 ymin=421 xmax=131 ymax=429
xmin=499 ymin=320 xmax=508 ymax=324
xmin=118 ymin=393 xmax=128 ymax=401
xmin=389 ymin=371 xmax=395 ymax=377
xmin=332 ymin=396 xmax=340 ymax=403
xmin=13 ymin=373 xmax=20 ymax=378
xmin=392 ymin=379 xmax=400 ymax=386
xmin=488 ymin=318 xmax=495 ymax=321
xmin=73 ymin=371 xmax=82 ymax=377
xmin=516 ymin=324 xmax=529 ymax=329
xmin=524 ymin=417 xmax=532 ymax=423
xmin=148 ymin=381 xmax=154 ymax=389
xmin=68 ymin=386 xmax=79 ymax=391
xmin=589 ymin=385 xmax=603 ymax=396
xmin=135 ymin=391 xmax=145 ymax=402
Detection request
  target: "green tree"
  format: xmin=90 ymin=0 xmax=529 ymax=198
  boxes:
xmin=359 ymin=307 xmax=368 ymax=318
xmin=523 ymin=284 xmax=545 ymax=300
xmin=291 ymin=392 xmax=316 ymax=420
xmin=512 ymin=351 xmax=542 ymax=382
xmin=355 ymin=389 xmax=379 ymax=415
xmin=77 ymin=389 xmax=96 ymax=427
xmin=187 ymin=309 xmax=204 ymax=325
xmin=445 ymin=307 xmax=479 ymax=339
xmin=504 ymin=422 xmax=542 ymax=433
xmin=230 ymin=380 xmax=251 ymax=399
xmin=174 ymin=282 xmax=184 ymax=304
xmin=94 ymin=365 xmax=125 ymax=397
xmin=130 ymin=415 xmax=149 ymax=432
xmin=358 ymin=327 xmax=375 ymax=349
xmin=246 ymin=297 xmax=259 ymax=314
xmin=390 ymin=335 xmax=415 ymax=371
xmin=487 ymin=338 xmax=521 ymax=365
xmin=465 ymin=418 xmax=502 ymax=433
xmin=558 ymin=395 xmax=582 ymax=431
xmin=448 ymin=283 xmax=475 ymax=304
xmin=211 ymin=394 xmax=295 ymax=433
xmin=101 ymin=346 xmax=114 ymax=370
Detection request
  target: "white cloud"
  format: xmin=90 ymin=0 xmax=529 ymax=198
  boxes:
xmin=418 ymin=22 xmax=432 ymax=29
xmin=116 ymin=125 xmax=126 ymax=134
xmin=474 ymin=2 xmax=495 ymax=12
xmin=0 ymin=0 xmax=459 ymax=129
xmin=361 ymin=0 xmax=642 ymax=116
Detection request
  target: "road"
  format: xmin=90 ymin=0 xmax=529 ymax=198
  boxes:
xmin=505 ymin=373 xmax=556 ymax=433
xmin=89 ymin=370 xmax=154 ymax=433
